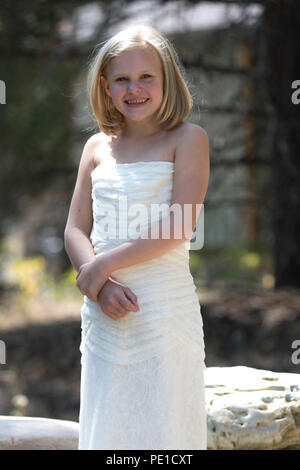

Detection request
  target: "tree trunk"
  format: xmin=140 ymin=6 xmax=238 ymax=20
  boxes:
xmin=264 ymin=0 xmax=300 ymax=287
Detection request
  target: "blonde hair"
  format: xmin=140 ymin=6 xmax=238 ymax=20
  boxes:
xmin=86 ymin=24 xmax=193 ymax=136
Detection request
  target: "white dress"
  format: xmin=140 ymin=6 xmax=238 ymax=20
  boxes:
xmin=78 ymin=160 xmax=207 ymax=450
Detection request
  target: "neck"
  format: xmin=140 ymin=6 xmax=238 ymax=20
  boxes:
xmin=121 ymin=121 xmax=162 ymax=140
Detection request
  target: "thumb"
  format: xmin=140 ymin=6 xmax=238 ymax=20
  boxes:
xmin=123 ymin=287 xmax=138 ymax=305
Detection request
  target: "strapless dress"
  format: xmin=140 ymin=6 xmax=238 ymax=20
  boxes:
xmin=78 ymin=160 xmax=207 ymax=450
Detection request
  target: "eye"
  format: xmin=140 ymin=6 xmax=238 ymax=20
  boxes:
xmin=116 ymin=74 xmax=152 ymax=82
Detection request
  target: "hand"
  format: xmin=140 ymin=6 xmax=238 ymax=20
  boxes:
xmin=97 ymin=276 xmax=140 ymax=321
xmin=76 ymin=257 xmax=110 ymax=302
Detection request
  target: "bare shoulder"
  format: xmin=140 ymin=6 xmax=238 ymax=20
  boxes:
xmin=175 ymin=121 xmax=209 ymax=145
xmin=174 ymin=122 xmax=209 ymax=166
xmin=84 ymin=131 xmax=105 ymax=150
xmin=81 ymin=132 xmax=107 ymax=168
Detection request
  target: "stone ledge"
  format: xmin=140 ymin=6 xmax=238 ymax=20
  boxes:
xmin=205 ymin=366 xmax=300 ymax=450
xmin=0 ymin=416 xmax=79 ymax=450
xmin=1 ymin=366 xmax=299 ymax=450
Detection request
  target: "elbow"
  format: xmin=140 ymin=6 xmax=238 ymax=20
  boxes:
xmin=181 ymin=233 xmax=191 ymax=242
xmin=63 ymin=229 xmax=68 ymax=242
xmin=63 ymin=233 xmax=68 ymax=253
xmin=170 ymin=231 xmax=192 ymax=244
xmin=182 ymin=224 xmax=196 ymax=242
xmin=63 ymin=228 xmax=72 ymax=248
xmin=180 ymin=233 xmax=192 ymax=243
xmin=64 ymin=223 xmax=75 ymax=239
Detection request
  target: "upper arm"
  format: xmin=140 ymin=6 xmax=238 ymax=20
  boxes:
xmin=64 ymin=133 xmax=101 ymax=236
xmin=171 ymin=123 xmax=210 ymax=239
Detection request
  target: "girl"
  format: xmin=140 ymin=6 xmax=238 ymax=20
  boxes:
xmin=64 ymin=24 xmax=210 ymax=450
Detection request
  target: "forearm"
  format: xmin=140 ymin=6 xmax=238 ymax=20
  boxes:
xmin=104 ymin=212 xmax=189 ymax=273
xmin=64 ymin=227 xmax=97 ymax=272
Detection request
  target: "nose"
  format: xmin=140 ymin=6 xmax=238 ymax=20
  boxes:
xmin=128 ymin=80 xmax=142 ymax=92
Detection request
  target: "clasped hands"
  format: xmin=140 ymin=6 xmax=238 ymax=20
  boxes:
xmin=76 ymin=256 xmax=139 ymax=320
xmin=76 ymin=256 xmax=109 ymax=302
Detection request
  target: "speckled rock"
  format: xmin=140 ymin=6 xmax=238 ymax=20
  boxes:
xmin=0 ymin=416 xmax=78 ymax=450
xmin=205 ymin=366 xmax=300 ymax=450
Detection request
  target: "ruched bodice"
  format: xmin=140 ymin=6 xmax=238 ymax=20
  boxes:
xmin=78 ymin=160 xmax=207 ymax=450
xmin=89 ymin=160 xmax=190 ymax=255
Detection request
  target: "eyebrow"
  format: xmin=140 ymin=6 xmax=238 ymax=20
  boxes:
xmin=112 ymin=70 xmax=154 ymax=79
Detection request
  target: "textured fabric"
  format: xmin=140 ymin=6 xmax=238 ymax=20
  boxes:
xmin=78 ymin=160 xmax=207 ymax=450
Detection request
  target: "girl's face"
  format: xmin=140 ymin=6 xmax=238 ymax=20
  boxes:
xmin=100 ymin=46 xmax=164 ymax=126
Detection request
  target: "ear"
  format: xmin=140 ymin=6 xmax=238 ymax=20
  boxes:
xmin=100 ymin=74 xmax=111 ymax=98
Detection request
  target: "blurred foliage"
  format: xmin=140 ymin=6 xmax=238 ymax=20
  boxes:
xmin=0 ymin=2 xmax=92 ymax=237
xmin=7 ymin=254 xmax=80 ymax=307
xmin=190 ymin=242 xmax=274 ymax=290
xmin=0 ymin=1 xmax=67 ymax=57
xmin=11 ymin=394 xmax=29 ymax=417
xmin=13 ymin=256 xmax=47 ymax=296
xmin=0 ymin=57 xmax=79 ymax=226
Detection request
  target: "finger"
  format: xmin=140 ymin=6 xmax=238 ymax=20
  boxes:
xmin=100 ymin=304 xmax=118 ymax=319
xmin=123 ymin=288 xmax=139 ymax=305
xmin=103 ymin=297 xmax=127 ymax=317
xmin=113 ymin=302 xmax=129 ymax=316
xmin=118 ymin=296 xmax=138 ymax=312
xmin=107 ymin=307 xmax=126 ymax=320
xmin=123 ymin=290 xmax=139 ymax=310
xmin=105 ymin=311 xmax=119 ymax=321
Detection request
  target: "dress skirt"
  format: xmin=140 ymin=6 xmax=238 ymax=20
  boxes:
xmin=78 ymin=339 xmax=206 ymax=450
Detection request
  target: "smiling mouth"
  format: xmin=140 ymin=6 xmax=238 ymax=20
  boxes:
xmin=125 ymin=98 xmax=149 ymax=106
